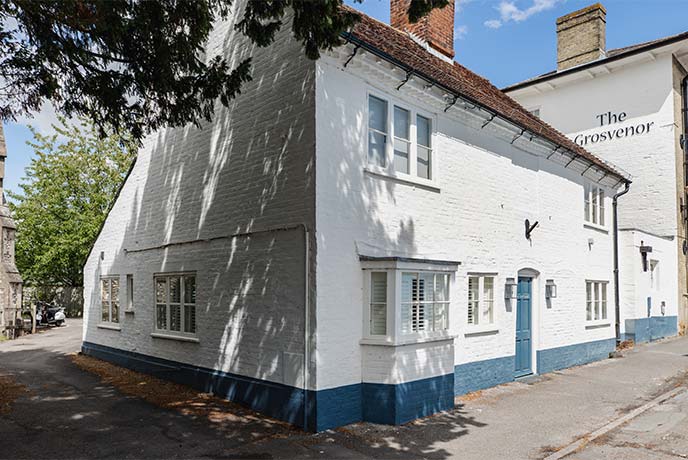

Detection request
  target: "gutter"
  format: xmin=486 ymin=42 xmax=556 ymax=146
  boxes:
xmin=613 ymin=181 xmax=631 ymax=343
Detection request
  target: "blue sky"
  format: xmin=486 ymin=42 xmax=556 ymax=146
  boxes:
xmin=3 ymin=0 xmax=687 ymax=196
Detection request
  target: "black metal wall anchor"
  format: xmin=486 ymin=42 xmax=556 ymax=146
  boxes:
xmin=525 ymin=219 xmax=539 ymax=240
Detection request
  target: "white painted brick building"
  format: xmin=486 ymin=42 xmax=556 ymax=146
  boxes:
xmin=83 ymin=0 xmax=631 ymax=431
xmin=506 ymin=3 xmax=688 ymax=342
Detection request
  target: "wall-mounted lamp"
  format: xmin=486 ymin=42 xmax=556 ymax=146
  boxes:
xmin=639 ymin=240 xmax=653 ymax=272
xmin=545 ymin=279 xmax=557 ymax=299
xmin=505 ymin=278 xmax=517 ymax=299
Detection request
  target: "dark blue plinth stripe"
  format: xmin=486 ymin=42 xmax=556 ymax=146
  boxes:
xmin=362 ymin=374 xmax=455 ymax=425
xmin=454 ymin=355 xmax=515 ymax=395
xmin=624 ymin=316 xmax=677 ymax=343
xmin=537 ymin=338 xmax=616 ymax=374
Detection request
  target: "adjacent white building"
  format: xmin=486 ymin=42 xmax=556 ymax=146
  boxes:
xmin=505 ymin=3 xmax=687 ymax=342
xmin=82 ymin=0 xmax=630 ymax=431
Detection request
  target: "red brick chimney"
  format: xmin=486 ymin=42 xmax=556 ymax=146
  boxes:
xmin=391 ymin=0 xmax=455 ymax=59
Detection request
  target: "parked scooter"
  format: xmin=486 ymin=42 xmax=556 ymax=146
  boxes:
xmin=35 ymin=301 xmax=66 ymax=327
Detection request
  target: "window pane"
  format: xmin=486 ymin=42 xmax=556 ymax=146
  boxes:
xmin=111 ymin=301 xmax=119 ymax=323
xmin=420 ymin=273 xmax=434 ymax=302
xmin=169 ymin=277 xmax=181 ymax=303
xmin=156 ymin=304 xmax=167 ymax=330
xmin=101 ymin=279 xmax=110 ymax=301
xmin=370 ymin=272 xmax=387 ymax=335
xmin=170 ymin=304 xmax=181 ymax=332
xmin=111 ymin=279 xmax=119 ymax=304
xmin=417 ymin=115 xmax=431 ymax=147
xmin=368 ymin=131 xmax=387 ymax=167
xmin=594 ymin=282 xmax=600 ymax=320
xmin=598 ymin=189 xmax=605 ymax=225
xmin=394 ymin=106 xmax=409 ymax=140
xmin=369 ymin=96 xmax=387 ymax=131
xmin=394 ymin=139 xmax=409 ymax=174
xmin=586 ymin=281 xmax=592 ymax=321
xmin=483 ymin=277 xmax=494 ymax=324
xmin=435 ymin=274 xmax=449 ymax=301
xmin=584 ymin=183 xmax=590 ymax=221
xmin=156 ymin=279 xmax=167 ymax=303
xmin=417 ymin=146 xmax=431 ymax=179
xmin=127 ymin=275 xmax=134 ymax=310
xmin=601 ymin=283 xmax=607 ymax=320
xmin=592 ymin=186 xmax=598 ymax=223
xmin=468 ymin=277 xmax=479 ymax=325
xmin=184 ymin=305 xmax=196 ymax=333
xmin=102 ymin=301 xmax=109 ymax=322
xmin=184 ymin=276 xmax=196 ymax=304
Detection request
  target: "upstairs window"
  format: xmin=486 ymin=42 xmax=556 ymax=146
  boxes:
xmin=368 ymin=95 xmax=388 ymax=167
xmin=584 ymin=183 xmax=605 ymax=226
xmin=367 ymin=94 xmax=435 ymax=181
xmin=100 ymin=277 xmax=120 ymax=324
xmin=586 ymin=280 xmax=608 ymax=321
xmin=155 ymin=273 xmax=197 ymax=336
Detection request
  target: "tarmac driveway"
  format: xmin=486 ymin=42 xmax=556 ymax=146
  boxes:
xmin=1 ymin=321 xmax=687 ymax=459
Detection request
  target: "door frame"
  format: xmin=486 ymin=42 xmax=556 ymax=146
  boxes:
xmin=517 ymin=268 xmax=540 ymax=376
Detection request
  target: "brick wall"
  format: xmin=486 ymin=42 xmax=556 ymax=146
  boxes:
xmin=556 ymin=4 xmax=606 ymax=70
xmin=390 ymin=0 xmax=455 ymax=59
xmin=83 ymin=3 xmax=317 ymax=391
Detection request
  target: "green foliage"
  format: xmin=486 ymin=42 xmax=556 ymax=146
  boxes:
xmin=8 ymin=118 xmax=136 ymax=287
xmin=0 ymin=0 xmax=438 ymax=140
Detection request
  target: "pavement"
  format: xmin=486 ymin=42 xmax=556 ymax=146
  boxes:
xmin=0 ymin=321 xmax=686 ymax=459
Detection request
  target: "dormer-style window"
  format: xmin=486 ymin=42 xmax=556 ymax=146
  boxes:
xmin=367 ymin=94 xmax=435 ymax=182
xmin=584 ymin=182 xmax=605 ymax=226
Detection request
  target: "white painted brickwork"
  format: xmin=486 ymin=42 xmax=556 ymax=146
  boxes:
xmin=314 ymin=54 xmax=618 ymax=390
xmin=361 ymin=339 xmax=455 ymax=384
xmin=83 ymin=4 xmax=316 ymax=390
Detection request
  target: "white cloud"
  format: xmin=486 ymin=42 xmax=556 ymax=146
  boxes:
xmin=455 ymin=25 xmax=468 ymax=40
xmin=484 ymin=19 xmax=503 ymax=29
xmin=485 ymin=0 xmax=562 ymax=29
xmin=15 ymin=102 xmax=80 ymax=138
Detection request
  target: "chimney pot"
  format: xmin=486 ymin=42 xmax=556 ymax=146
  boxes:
xmin=556 ymin=3 xmax=606 ymax=71
xmin=391 ymin=0 xmax=455 ymax=59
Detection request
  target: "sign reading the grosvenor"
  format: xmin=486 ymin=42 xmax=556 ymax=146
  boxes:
xmin=573 ymin=111 xmax=654 ymax=146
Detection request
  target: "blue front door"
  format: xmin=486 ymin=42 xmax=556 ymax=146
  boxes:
xmin=515 ymin=277 xmax=533 ymax=378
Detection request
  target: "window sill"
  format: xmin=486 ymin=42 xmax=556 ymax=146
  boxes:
xmin=584 ymin=222 xmax=609 ymax=234
xmin=464 ymin=326 xmax=499 ymax=337
xmin=151 ymin=332 xmax=199 ymax=343
xmin=97 ymin=323 xmax=121 ymax=331
xmin=124 ymin=309 xmax=134 ymax=315
xmin=585 ymin=322 xmax=611 ymax=330
xmin=364 ymin=166 xmax=440 ymax=192
xmin=360 ymin=332 xmax=455 ymax=347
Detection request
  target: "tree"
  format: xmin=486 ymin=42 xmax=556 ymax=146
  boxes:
xmin=8 ymin=118 xmax=136 ymax=287
xmin=0 ymin=0 xmax=445 ymax=140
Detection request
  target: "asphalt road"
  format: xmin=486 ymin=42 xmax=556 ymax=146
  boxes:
xmin=1 ymin=320 xmax=687 ymax=459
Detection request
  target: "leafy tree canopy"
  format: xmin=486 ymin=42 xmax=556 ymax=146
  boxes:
xmin=8 ymin=118 xmax=136 ymax=286
xmin=0 ymin=0 xmax=445 ymax=140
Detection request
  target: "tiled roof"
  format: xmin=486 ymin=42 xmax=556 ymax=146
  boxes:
xmin=503 ymin=30 xmax=688 ymax=91
xmin=344 ymin=8 xmax=627 ymax=182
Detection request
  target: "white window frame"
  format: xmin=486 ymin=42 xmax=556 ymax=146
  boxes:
xmin=100 ymin=276 xmax=120 ymax=325
xmin=467 ymin=274 xmax=496 ymax=328
xmin=125 ymin=274 xmax=134 ymax=313
xmin=361 ymin=259 xmax=457 ymax=345
xmin=365 ymin=91 xmax=438 ymax=188
xmin=585 ymin=280 xmax=609 ymax=323
xmin=584 ymin=182 xmax=606 ymax=228
xmin=154 ymin=272 xmax=197 ymax=339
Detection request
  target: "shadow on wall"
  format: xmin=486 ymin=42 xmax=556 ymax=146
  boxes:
xmin=84 ymin=6 xmax=421 ymax=432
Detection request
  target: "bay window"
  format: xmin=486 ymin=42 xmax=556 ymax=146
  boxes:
xmin=362 ymin=257 xmax=458 ymax=343
xmin=367 ymin=94 xmax=435 ymax=181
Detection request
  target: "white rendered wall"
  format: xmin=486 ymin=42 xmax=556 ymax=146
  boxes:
xmin=83 ymin=6 xmax=316 ymax=390
xmin=314 ymin=54 xmax=617 ymax=391
xmin=510 ymin=56 xmax=677 ymax=236
xmin=619 ymin=230 xmax=678 ymax=325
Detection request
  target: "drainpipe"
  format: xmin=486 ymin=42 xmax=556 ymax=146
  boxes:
xmin=613 ymin=181 xmax=631 ymax=343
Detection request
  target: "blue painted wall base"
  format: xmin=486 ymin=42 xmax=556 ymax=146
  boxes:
xmin=81 ymin=342 xmax=454 ymax=432
xmin=537 ymin=338 xmax=616 ymax=374
xmin=624 ymin=316 xmax=678 ymax=343
xmin=454 ymin=355 xmax=515 ymax=395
